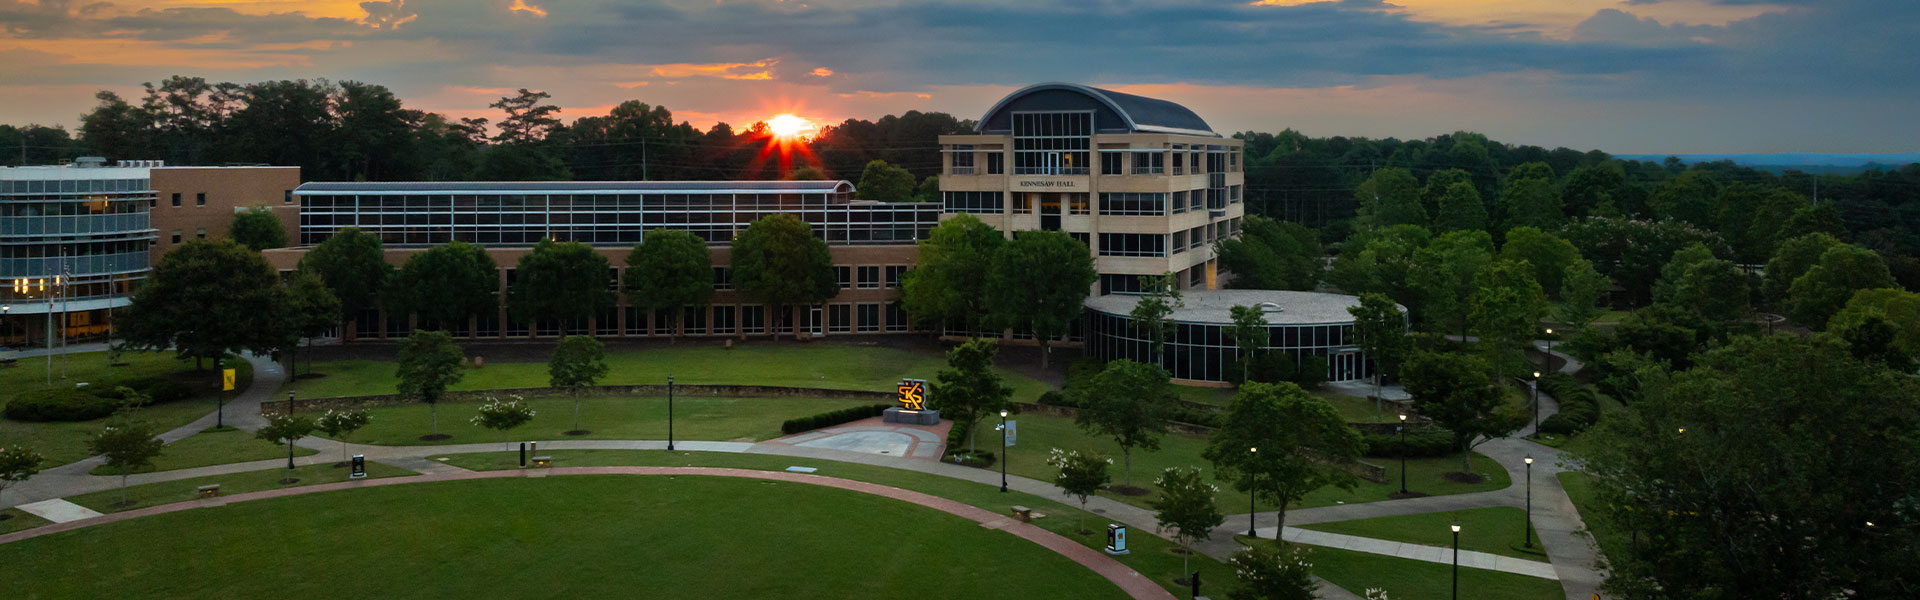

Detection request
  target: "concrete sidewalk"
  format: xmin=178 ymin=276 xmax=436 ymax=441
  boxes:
xmin=1267 ymin=525 xmax=1560 ymax=580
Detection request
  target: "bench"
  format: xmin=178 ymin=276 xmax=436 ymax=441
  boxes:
xmin=531 ymin=456 xmax=553 ymax=468
xmin=197 ymin=484 xmax=221 ymax=499
xmin=1010 ymin=506 xmax=1033 ymax=522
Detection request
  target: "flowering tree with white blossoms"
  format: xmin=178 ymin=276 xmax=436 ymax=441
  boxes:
xmin=1228 ymin=543 xmax=1318 ymax=600
xmin=1150 ymin=466 xmax=1226 ymax=581
xmin=472 ymin=395 xmax=536 ymax=438
xmin=1049 ymin=448 xmax=1111 ymax=534
xmin=315 ymin=408 xmax=372 ymax=463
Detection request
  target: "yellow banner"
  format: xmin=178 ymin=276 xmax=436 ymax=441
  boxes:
xmin=222 ymin=369 xmax=236 ymax=391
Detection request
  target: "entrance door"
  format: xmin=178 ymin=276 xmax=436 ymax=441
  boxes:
xmin=807 ymin=305 xmax=824 ymax=337
xmin=1043 ymin=152 xmax=1062 ymax=175
xmin=1040 ymin=193 xmax=1062 ymax=231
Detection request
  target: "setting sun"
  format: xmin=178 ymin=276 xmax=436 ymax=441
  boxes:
xmin=767 ymin=113 xmax=815 ymax=140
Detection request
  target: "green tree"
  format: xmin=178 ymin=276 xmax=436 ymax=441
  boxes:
xmin=1579 ymin=336 xmax=1920 ymax=599
xmin=256 ymin=414 xmax=315 ymax=473
xmin=1762 ymin=232 xmax=1845 ymax=306
xmin=1226 ymin=544 xmax=1318 ymax=600
xmin=489 ymin=88 xmax=562 ymax=144
xmin=929 ymin=338 xmax=1013 ymax=455
xmin=396 ymin=329 xmax=465 ymax=438
xmin=1409 ymin=230 xmax=1494 ymax=337
xmin=1150 ymin=466 xmax=1226 ymax=580
xmin=1347 ymin=292 xmax=1407 ymax=410
xmin=1559 ymin=216 xmax=1719 ymax=306
xmin=1227 ymin=304 xmax=1271 ymax=384
xmin=471 ymin=395 xmax=537 ymax=439
xmin=1327 ymin=224 xmax=1430 ymax=308
xmin=1353 ymin=168 xmax=1426 ymax=230
xmin=1669 ymin=257 xmax=1751 ymax=325
xmin=1074 ymin=360 xmax=1175 ymax=488
xmin=913 ymin=174 xmax=941 ymax=203
xmin=1218 ymin=216 xmax=1322 ymax=291
xmin=314 ymin=409 xmax=371 ymax=463
xmin=390 ymin=241 xmax=499 ymax=329
xmin=899 ymin=214 xmax=1004 ymax=332
xmin=1555 ymin=258 xmax=1609 ymax=329
xmin=1434 ymin=181 xmax=1487 ymax=233
xmin=1649 ymin=243 xmax=1718 ymax=307
xmin=1781 ymin=202 xmax=1846 ymax=240
xmin=1421 ymin=168 xmax=1473 ymax=223
xmin=854 ymin=159 xmax=917 ymax=201
xmin=296 ymin=227 xmax=392 ymax=322
xmin=117 ymin=240 xmax=284 ymax=368
xmin=549 ymin=335 xmax=609 ymax=434
xmin=1402 ymin=351 xmax=1525 ymax=473
xmin=1048 ymin=448 xmax=1112 ymax=534
xmin=90 ymin=421 xmax=163 ymax=506
xmin=623 ymin=229 xmax=714 ymax=341
xmin=1203 ymin=382 xmax=1365 ymax=535
xmin=279 ymin=270 xmax=341 ymax=379
xmin=1130 ymin=273 xmax=1184 ymax=364
xmin=507 ymin=239 xmax=615 ymax=328
xmin=731 ymin=214 xmax=838 ymax=340
xmin=1826 ymin=288 xmax=1920 ymax=367
xmin=1497 ymin=227 xmax=1581 ymax=297
xmin=1789 ymin=245 xmax=1895 ymax=329
xmin=985 ymin=230 xmax=1098 ymax=369
xmin=786 ymin=165 xmax=826 ymax=181
xmin=1499 ymin=164 xmax=1561 ymax=231
xmin=0 ymin=445 xmax=45 ymax=507
xmin=228 ymin=207 xmax=287 ymax=250
xmin=1469 ymin=259 xmax=1548 ymax=370
xmin=1649 ymin=170 xmax=1720 ymax=226
xmin=1560 ymin=161 xmax=1625 ymax=217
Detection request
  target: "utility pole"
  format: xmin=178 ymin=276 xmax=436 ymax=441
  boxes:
xmin=641 ymin=138 xmax=648 ymax=181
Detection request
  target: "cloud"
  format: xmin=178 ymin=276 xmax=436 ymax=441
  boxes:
xmin=359 ymin=0 xmax=416 ymax=29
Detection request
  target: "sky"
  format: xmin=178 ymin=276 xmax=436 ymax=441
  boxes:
xmin=0 ymin=0 xmax=1915 ymax=154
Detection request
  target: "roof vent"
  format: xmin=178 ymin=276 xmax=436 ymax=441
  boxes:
xmin=1259 ymin=302 xmax=1283 ymax=313
xmin=74 ymin=157 xmax=107 ymax=168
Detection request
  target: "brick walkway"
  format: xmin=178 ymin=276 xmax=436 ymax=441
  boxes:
xmin=0 ymin=467 xmax=1176 ymax=600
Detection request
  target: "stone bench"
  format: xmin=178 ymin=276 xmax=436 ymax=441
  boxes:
xmin=1010 ymin=505 xmax=1033 ymax=522
xmin=531 ymin=456 xmax=553 ymax=468
xmin=197 ymin=484 xmax=220 ymax=498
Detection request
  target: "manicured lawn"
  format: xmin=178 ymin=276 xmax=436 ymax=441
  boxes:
xmin=0 ymin=353 xmax=252 ymax=467
xmin=324 ymin=396 xmax=883 ymax=445
xmin=7 ymin=476 xmax=1133 ymax=599
xmin=995 ymin=412 xmax=1511 ymax=513
xmin=1316 ymin=390 xmax=1400 ymax=423
xmin=89 ymin=426 xmax=318 ymax=476
xmin=66 ymin=460 xmax=416 ymax=513
xmin=1174 ymin=384 xmax=1234 ymax=406
xmin=1301 ymin=507 xmax=1550 ymax=561
xmin=0 ymin=508 xmax=51 ymax=534
xmin=441 ymin=449 xmax=1236 ymax=596
xmin=1557 ymin=471 xmax=1626 ymax=568
xmin=1300 ymin=545 xmax=1565 ymax=600
xmin=283 ymin=343 xmax=1053 ymax=400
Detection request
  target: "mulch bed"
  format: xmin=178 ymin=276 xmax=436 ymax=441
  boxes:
xmin=1111 ymin=485 xmax=1150 ymax=497
xmin=418 ymin=434 xmax=452 ymax=441
xmin=1388 ymin=491 xmax=1432 ymax=500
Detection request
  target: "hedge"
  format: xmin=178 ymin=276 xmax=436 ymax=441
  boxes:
xmin=4 ymin=388 xmax=124 ymax=422
xmin=778 ymin=404 xmax=892 ymax=435
xmin=1361 ymin=426 xmax=1456 ymax=458
xmin=1538 ymin=372 xmax=1602 ymax=435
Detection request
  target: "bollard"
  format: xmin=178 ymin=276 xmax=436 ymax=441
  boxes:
xmin=520 ymin=442 xmax=527 ymax=468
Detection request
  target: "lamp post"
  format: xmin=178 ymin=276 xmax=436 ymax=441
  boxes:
xmin=1397 ymin=413 xmax=1409 ymax=495
xmin=1530 ymin=371 xmax=1541 ymax=440
xmin=2 ymin=304 xmax=9 ymax=349
xmin=666 ymin=375 xmax=676 ymax=451
xmin=998 ymin=409 xmax=1009 ymax=493
xmin=288 ymin=391 xmax=296 ymax=415
xmin=1247 ymin=446 xmax=1258 ymax=538
xmin=215 ymin=357 xmax=225 ymax=429
xmin=1523 ymin=455 xmax=1535 ymax=549
xmin=1450 ymin=522 xmax=1462 ymax=600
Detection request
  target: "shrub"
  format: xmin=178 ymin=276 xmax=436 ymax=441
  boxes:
xmin=779 ymin=404 xmax=892 ymax=435
xmin=1036 ymin=390 xmax=1076 ymax=407
xmin=1064 ymin=357 xmax=1106 ymax=391
xmin=1536 ymin=371 xmax=1602 ymax=433
xmin=946 ymin=417 xmax=971 ymax=448
xmin=4 ymin=389 xmax=123 ymax=422
xmin=1167 ymin=404 xmax=1222 ymax=428
xmin=1361 ymin=426 xmax=1456 ymax=458
xmin=943 ymin=449 xmax=996 ymax=468
xmin=142 ymin=380 xmax=194 ymax=404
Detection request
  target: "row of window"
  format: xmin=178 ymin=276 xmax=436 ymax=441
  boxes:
xmin=299 ymin=197 xmax=940 ymax=247
xmin=1087 ymin=311 xmax=1367 ymax=382
xmin=1098 ymin=233 xmax=1166 ymax=257
xmin=0 ymin=179 xmax=150 ymax=194
xmin=940 ymin=189 xmax=1236 ymax=216
xmin=352 ymin=302 xmax=913 ymax=339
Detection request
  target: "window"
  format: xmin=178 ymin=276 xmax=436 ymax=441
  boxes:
xmin=712 ymin=305 xmax=737 ymax=335
xmin=1172 ymin=191 xmax=1189 ymax=214
xmin=1132 ymin=152 xmax=1164 ymax=175
xmin=1101 ymin=152 xmax=1124 ymax=175
xmin=1098 ymin=233 xmax=1167 ymax=257
xmin=742 ymin=305 xmax=766 ymax=334
xmin=1189 ymin=190 xmax=1205 ymax=212
xmin=828 ymin=304 xmax=851 ymax=333
xmin=1172 ymin=230 xmax=1187 ymax=252
xmin=625 ymin=307 xmax=647 ymax=336
xmin=858 ymin=266 xmax=881 ymax=289
xmin=950 ymin=145 xmax=975 ymax=175
xmin=1012 ymin=194 xmax=1032 ymax=215
xmin=857 ymin=304 xmax=881 ymax=332
xmin=1067 ymin=193 xmax=1089 ymax=215
xmin=171 ymin=231 xmax=181 ymax=244
xmin=886 ymin=304 xmax=909 ymax=332
xmin=713 ymin=267 xmax=731 ymax=290
xmin=1012 ymin=111 xmax=1092 ymax=175
xmin=284 ymin=190 xmax=293 ymax=204
xmin=195 ymin=192 xmax=206 ymax=206
xmin=171 ymin=193 xmax=181 ymax=207
xmin=943 ymin=191 xmax=999 ymax=214
xmin=1098 ymin=193 xmax=1166 ymax=216
xmin=835 ymin=266 xmax=853 ymax=289
xmin=1190 ymin=265 xmax=1206 ymax=288
xmin=884 ymin=266 xmax=908 ymax=289
xmin=1100 ymin=274 xmax=1146 ymax=295
xmin=1230 ymin=185 xmax=1242 ymax=204
xmin=681 ymin=306 xmax=708 ymax=335
xmin=195 ymin=228 xmax=206 ymax=239
xmin=985 ymin=153 xmax=1004 ymax=175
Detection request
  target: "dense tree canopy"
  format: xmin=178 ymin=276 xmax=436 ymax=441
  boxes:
xmin=984 ymin=231 xmax=1098 ymax=369
xmin=297 ymin=227 xmax=392 ymax=321
xmin=899 ymin=214 xmax=1004 ymax=330
xmin=506 ymin=239 xmax=615 ymax=324
xmin=389 ymin=241 xmax=500 ymax=328
xmin=731 ymin=214 xmax=838 ymax=337
xmin=1217 ymin=216 xmax=1322 ymax=291
xmin=622 ymin=230 xmax=714 ymax=338
xmin=118 ymin=240 xmax=285 ymax=365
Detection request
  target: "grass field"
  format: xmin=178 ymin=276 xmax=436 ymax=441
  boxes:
xmin=0 ymin=354 xmax=252 ymax=467
xmin=66 ymin=460 xmax=416 ymax=513
xmin=1301 ymin=506 xmax=1549 ymax=561
xmin=992 ymin=412 xmax=1512 ymax=513
xmin=0 ymin=508 xmax=50 ymax=535
xmin=7 ymin=476 xmax=1135 ymax=599
xmin=89 ymin=426 xmax=318 ymax=476
xmin=1557 ymin=471 xmax=1625 ymax=568
xmin=282 ymin=343 xmax=1053 ymax=401
xmin=439 ymin=449 xmax=1237 ymax=595
xmin=321 ymin=395 xmax=883 ymax=445
xmin=1301 ymin=545 xmax=1565 ymax=600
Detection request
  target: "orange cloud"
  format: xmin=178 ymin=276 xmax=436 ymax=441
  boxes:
xmin=509 ymin=0 xmax=548 ymax=18
xmin=647 ymin=59 xmax=779 ymax=80
xmin=0 ymin=38 xmax=315 ymax=69
xmin=811 ymin=67 xmax=833 ymax=77
xmin=1252 ymin=0 xmax=1782 ymax=36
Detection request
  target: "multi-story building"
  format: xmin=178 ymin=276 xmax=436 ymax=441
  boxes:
xmin=937 ymin=82 xmax=1246 ymax=296
xmin=0 ymin=158 xmax=298 ymax=350
xmin=263 ymin=180 xmax=937 ymax=340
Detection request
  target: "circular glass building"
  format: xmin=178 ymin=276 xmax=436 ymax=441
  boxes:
xmin=1086 ymin=289 xmax=1383 ymax=384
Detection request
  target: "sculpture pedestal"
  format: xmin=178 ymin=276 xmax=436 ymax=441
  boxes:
xmin=882 ymin=407 xmax=941 ymax=426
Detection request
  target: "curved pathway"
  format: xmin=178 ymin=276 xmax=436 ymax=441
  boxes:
xmin=0 ymin=466 xmax=1175 ymax=600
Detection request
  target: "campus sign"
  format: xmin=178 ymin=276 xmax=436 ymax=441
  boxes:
xmin=1014 ymin=178 xmax=1080 ymax=189
xmin=896 ymin=379 xmax=926 ymax=410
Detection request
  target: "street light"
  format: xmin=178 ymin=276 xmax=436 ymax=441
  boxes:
xmin=1451 ymin=522 xmax=1462 ymax=600
xmin=1397 ymin=413 xmax=1409 ymax=495
xmin=1523 ymin=455 xmax=1535 ymax=549
xmin=1530 ymin=371 xmax=1542 ymax=440
xmin=998 ymin=409 xmax=1010 ymax=493
xmin=667 ymin=375 xmax=676 ymax=451
xmin=1247 ymin=446 xmax=1258 ymax=538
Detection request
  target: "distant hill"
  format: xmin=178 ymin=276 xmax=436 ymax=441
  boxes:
xmin=1616 ymin=153 xmax=1920 ymax=174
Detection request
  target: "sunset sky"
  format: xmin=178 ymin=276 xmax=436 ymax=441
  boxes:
xmin=1 ymin=0 xmax=1913 ymax=153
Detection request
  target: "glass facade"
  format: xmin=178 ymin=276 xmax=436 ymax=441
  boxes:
xmin=0 ymin=173 xmax=156 ymax=310
xmin=1087 ymin=309 xmax=1372 ymax=382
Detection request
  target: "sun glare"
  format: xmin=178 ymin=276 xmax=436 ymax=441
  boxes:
xmin=767 ymin=113 xmax=815 ymax=140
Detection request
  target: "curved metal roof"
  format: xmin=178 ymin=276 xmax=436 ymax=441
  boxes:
xmin=974 ymin=83 xmax=1219 ymax=137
